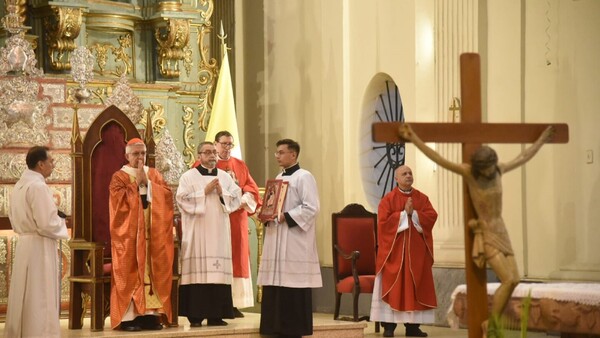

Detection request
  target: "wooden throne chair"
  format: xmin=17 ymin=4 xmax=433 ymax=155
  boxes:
xmin=332 ymin=203 xmax=380 ymax=333
xmin=68 ymin=105 xmax=179 ymax=331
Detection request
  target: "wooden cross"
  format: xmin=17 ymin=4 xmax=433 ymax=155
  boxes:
xmin=372 ymin=53 xmax=568 ymax=338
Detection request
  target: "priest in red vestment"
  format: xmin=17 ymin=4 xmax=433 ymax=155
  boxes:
xmin=370 ymin=165 xmax=438 ymax=338
xmin=109 ymin=138 xmax=174 ymax=331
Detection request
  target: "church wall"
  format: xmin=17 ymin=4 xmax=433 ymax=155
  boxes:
xmin=484 ymin=0 xmax=600 ymax=281
xmin=238 ymin=0 xmax=600 ymax=317
xmin=522 ymin=0 xmax=600 ymax=281
xmin=485 ymin=0 xmax=529 ymax=275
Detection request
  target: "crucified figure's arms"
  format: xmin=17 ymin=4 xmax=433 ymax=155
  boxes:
xmin=399 ymin=124 xmax=470 ymax=176
xmin=501 ymin=126 xmax=555 ymax=174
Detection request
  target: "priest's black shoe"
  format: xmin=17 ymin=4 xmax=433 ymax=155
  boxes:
xmin=188 ymin=316 xmax=203 ymax=327
xmin=382 ymin=329 xmax=395 ymax=337
xmin=139 ymin=315 xmax=163 ymax=330
xmin=207 ymin=318 xmax=228 ymax=326
xmin=120 ymin=320 xmax=141 ymax=331
xmin=233 ymin=307 xmax=245 ymax=318
xmin=405 ymin=323 xmax=428 ymax=337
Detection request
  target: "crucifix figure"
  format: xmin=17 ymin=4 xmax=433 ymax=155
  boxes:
xmin=372 ymin=53 xmax=569 ymax=338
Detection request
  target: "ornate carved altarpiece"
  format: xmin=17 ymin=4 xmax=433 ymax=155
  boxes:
xmin=0 ymin=0 xmax=222 ymax=322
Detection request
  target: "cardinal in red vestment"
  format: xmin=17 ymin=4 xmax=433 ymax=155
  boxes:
xmin=109 ymin=138 xmax=174 ymax=331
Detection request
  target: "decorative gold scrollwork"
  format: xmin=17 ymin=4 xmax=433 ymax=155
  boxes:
xmin=182 ymin=106 xmax=196 ymax=168
xmin=81 ymin=291 xmax=91 ymax=323
xmin=183 ymin=44 xmax=193 ymax=77
xmin=199 ymin=0 xmax=214 ymax=23
xmin=89 ymin=34 xmax=132 ymax=77
xmin=197 ymin=24 xmax=218 ymax=131
xmin=2 ymin=0 xmax=27 ymax=33
xmin=44 ymin=7 xmax=82 ymax=71
xmin=113 ymin=34 xmax=132 ymax=76
xmin=140 ymin=102 xmax=167 ymax=139
xmin=154 ymin=19 xmax=191 ymax=78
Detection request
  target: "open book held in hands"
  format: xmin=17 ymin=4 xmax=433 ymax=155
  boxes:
xmin=258 ymin=179 xmax=288 ymax=222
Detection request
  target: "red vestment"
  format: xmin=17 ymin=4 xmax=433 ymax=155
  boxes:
xmin=216 ymin=157 xmax=261 ymax=278
xmin=376 ymin=188 xmax=438 ymax=311
xmin=109 ymin=168 xmax=174 ymax=328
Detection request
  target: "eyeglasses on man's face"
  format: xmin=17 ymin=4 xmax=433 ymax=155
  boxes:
xmin=199 ymin=150 xmax=218 ymax=156
xmin=217 ymin=142 xmax=235 ymax=149
xmin=274 ymin=151 xmax=293 ymax=157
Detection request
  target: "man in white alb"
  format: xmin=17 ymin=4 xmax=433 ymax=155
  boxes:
xmin=177 ymin=142 xmax=242 ymax=327
xmin=257 ymin=138 xmax=322 ymax=338
xmin=5 ymin=146 xmax=69 ymax=338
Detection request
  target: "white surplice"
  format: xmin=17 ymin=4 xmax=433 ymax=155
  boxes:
xmin=176 ymin=168 xmax=242 ymax=285
xmin=5 ymin=169 xmax=69 ymax=338
xmin=257 ymin=168 xmax=322 ymax=288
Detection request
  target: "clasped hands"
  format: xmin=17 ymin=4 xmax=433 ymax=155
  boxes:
xmin=404 ymin=197 xmax=413 ymax=216
xmin=204 ymin=178 xmax=223 ymax=196
xmin=135 ymin=159 xmax=148 ymax=187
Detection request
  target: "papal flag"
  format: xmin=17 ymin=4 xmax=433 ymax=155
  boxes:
xmin=205 ymin=49 xmax=242 ymax=159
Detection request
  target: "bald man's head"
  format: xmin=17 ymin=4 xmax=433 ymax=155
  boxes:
xmin=394 ymin=165 xmax=414 ymax=191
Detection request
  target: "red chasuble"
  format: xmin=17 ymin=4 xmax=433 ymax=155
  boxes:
xmin=376 ymin=188 xmax=438 ymax=311
xmin=216 ymin=157 xmax=261 ymax=278
xmin=109 ymin=168 xmax=174 ymax=328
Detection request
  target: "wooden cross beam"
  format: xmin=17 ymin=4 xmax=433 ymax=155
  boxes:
xmin=372 ymin=53 xmax=568 ymax=338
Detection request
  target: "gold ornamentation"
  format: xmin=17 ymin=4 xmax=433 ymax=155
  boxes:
xmin=104 ymin=75 xmax=144 ymax=124
xmin=155 ymin=128 xmax=187 ymax=185
xmin=158 ymin=1 xmax=182 ymax=12
xmin=89 ymin=43 xmax=111 ymax=75
xmin=182 ymin=106 xmax=196 ymax=167
xmin=251 ymin=203 xmax=265 ymax=303
xmin=1 ymin=0 xmax=28 ymax=36
xmin=113 ymin=34 xmax=132 ymax=76
xmin=155 ymin=19 xmax=191 ymax=78
xmin=140 ymin=102 xmax=166 ymax=138
xmin=183 ymin=44 xmax=193 ymax=76
xmin=90 ymin=34 xmax=133 ymax=77
xmin=197 ymin=24 xmax=218 ymax=131
xmin=81 ymin=291 xmax=91 ymax=324
xmin=44 ymin=7 xmax=83 ymax=71
xmin=199 ymin=0 xmax=215 ymax=23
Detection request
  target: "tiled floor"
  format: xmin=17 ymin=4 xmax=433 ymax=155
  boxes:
xmin=0 ymin=312 xmax=553 ymax=337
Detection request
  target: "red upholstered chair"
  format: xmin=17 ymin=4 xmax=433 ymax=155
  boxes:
xmin=332 ymin=203 xmax=379 ymax=332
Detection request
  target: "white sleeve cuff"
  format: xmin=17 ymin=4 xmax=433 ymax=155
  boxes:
xmin=397 ymin=211 xmax=409 ymax=233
